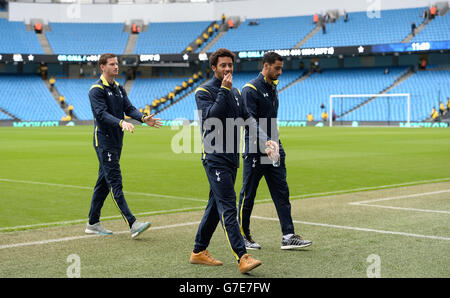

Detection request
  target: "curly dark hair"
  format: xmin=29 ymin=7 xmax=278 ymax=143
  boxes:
xmin=209 ymin=48 xmax=235 ymax=68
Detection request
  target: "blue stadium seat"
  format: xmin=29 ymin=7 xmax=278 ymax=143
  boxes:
xmin=303 ymin=7 xmax=425 ymax=48
xmin=196 ymin=29 xmax=220 ymax=53
xmin=279 ymin=67 xmax=408 ymax=121
xmin=384 ymin=68 xmax=450 ymax=121
xmin=55 ymin=77 xmax=125 ymax=121
xmin=412 ymin=13 xmax=450 ymax=42
xmin=134 ymin=21 xmax=210 ymax=54
xmin=46 ymin=23 xmax=129 ymax=54
xmin=0 ymin=19 xmax=43 ymax=54
xmin=128 ymin=77 xmax=192 ymax=110
xmin=0 ymin=75 xmax=65 ymax=121
xmin=0 ymin=110 xmax=13 ymax=120
xmin=210 ymin=16 xmax=315 ymax=52
xmin=157 ymin=70 xmax=304 ymax=120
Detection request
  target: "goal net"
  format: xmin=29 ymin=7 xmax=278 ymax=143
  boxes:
xmin=328 ymin=93 xmax=411 ymax=127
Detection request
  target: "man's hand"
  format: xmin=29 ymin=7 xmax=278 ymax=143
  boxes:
xmin=144 ymin=114 xmax=163 ymax=128
xmin=221 ymin=73 xmax=233 ymax=90
xmin=121 ymin=121 xmax=135 ymax=133
xmin=265 ymin=140 xmax=279 ymax=161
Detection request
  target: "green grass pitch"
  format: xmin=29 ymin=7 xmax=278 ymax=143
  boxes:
xmin=0 ymin=125 xmax=449 ymax=277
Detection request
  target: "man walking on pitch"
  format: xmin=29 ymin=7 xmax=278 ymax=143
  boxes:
xmin=238 ymin=51 xmax=312 ymax=250
xmin=87 ymin=53 xmax=162 ymax=238
xmin=190 ymin=48 xmax=278 ymax=274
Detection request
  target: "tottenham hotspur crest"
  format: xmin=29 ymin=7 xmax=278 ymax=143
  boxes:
xmin=216 ymin=170 xmax=221 ymax=182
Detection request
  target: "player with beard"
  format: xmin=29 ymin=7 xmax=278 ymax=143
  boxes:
xmin=238 ymin=51 xmax=312 ymax=251
xmin=189 ymin=48 xmax=279 ymax=274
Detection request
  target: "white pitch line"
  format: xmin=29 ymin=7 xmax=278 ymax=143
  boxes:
xmin=258 ymin=177 xmax=450 ymax=203
xmin=349 ymin=189 xmax=450 ymax=215
xmin=349 ymin=189 xmax=450 ymax=205
xmin=0 ymin=178 xmax=206 ymax=203
xmin=0 ymin=206 xmax=206 ymax=232
xmin=252 ymin=216 xmax=450 ymax=241
xmin=0 ymin=221 xmax=200 ymax=250
xmin=349 ymin=204 xmax=450 ymax=214
xmin=1 ymin=177 xmax=450 ymax=232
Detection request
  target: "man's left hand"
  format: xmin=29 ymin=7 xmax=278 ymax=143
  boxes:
xmin=144 ymin=114 xmax=163 ymax=128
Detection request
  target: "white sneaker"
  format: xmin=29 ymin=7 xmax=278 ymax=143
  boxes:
xmin=85 ymin=222 xmax=113 ymax=235
xmin=130 ymin=221 xmax=151 ymax=239
xmin=244 ymin=235 xmax=262 ymax=250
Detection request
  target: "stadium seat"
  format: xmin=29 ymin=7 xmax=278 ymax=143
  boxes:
xmin=302 ymin=7 xmax=425 ymax=48
xmin=0 ymin=19 xmax=44 ymax=54
xmin=279 ymin=67 xmax=409 ymax=121
xmin=134 ymin=21 xmax=211 ymax=54
xmin=157 ymin=71 xmax=303 ymax=120
xmin=412 ymin=12 xmax=450 ymax=42
xmin=54 ymin=78 xmax=125 ymax=121
xmin=46 ymin=23 xmax=129 ymax=54
xmin=0 ymin=75 xmax=66 ymax=121
xmin=209 ymin=16 xmax=315 ymax=52
xmin=0 ymin=110 xmax=13 ymax=120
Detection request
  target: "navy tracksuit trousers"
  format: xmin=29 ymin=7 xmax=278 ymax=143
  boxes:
xmin=194 ymin=161 xmax=247 ymax=261
xmin=238 ymin=153 xmax=294 ymax=237
xmin=88 ymin=146 xmax=136 ymax=228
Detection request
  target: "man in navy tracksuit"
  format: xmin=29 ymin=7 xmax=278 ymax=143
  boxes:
xmin=238 ymin=52 xmax=312 ymax=250
xmin=87 ymin=53 xmax=162 ymax=238
xmin=189 ymin=48 xmax=277 ymax=274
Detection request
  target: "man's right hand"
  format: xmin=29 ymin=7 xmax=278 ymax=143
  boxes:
xmin=121 ymin=121 xmax=134 ymax=133
xmin=221 ymin=73 xmax=233 ymax=90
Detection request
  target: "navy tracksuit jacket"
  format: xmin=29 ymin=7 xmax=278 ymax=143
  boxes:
xmin=194 ymin=76 xmax=268 ymax=260
xmin=88 ymin=75 xmax=145 ymax=227
xmin=238 ymin=73 xmax=294 ymax=237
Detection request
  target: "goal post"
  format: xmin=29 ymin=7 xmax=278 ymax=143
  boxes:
xmin=329 ymin=93 xmax=411 ymax=127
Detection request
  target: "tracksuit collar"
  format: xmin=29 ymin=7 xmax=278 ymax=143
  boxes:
xmin=259 ymin=72 xmax=279 ymax=87
xmin=211 ymin=75 xmax=222 ymax=87
xmin=100 ymin=74 xmax=119 ymax=87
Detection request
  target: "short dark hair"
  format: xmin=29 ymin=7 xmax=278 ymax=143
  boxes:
xmin=99 ymin=53 xmax=117 ymax=66
xmin=209 ymin=48 xmax=235 ymax=68
xmin=262 ymin=51 xmax=283 ymax=65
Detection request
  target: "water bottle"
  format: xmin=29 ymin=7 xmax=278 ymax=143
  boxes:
xmin=272 ymin=152 xmax=280 ymax=167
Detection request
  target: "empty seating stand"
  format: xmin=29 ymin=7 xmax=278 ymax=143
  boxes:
xmin=134 ymin=21 xmax=211 ymax=54
xmin=0 ymin=19 xmax=44 ymax=54
xmin=0 ymin=110 xmax=13 ymax=120
xmin=46 ymin=23 xmax=129 ymax=54
xmin=54 ymin=78 xmax=125 ymax=121
xmin=279 ymin=67 xmax=408 ymax=121
xmin=128 ymin=77 xmax=190 ymax=110
xmin=412 ymin=12 xmax=450 ymax=42
xmin=210 ymin=16 xmax=315 ymax=52
xmin=0 ymin=75 xmax=65 ymax=121
xmin=303 ymin=7 xmax=425 ymax=48
xmin=157 ymin=71 xmax=303 ymax=120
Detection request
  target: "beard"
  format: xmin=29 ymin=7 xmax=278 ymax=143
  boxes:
xmin=268 ymin=72 xmax=280 ymax=81
xmin=216 ymin=70 xmax=232 ymax=81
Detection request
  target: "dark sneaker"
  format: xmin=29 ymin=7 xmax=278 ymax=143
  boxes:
xmin=281 ymin=234 xmax=312 ymax=250
xmin=244 ymin=235 xmax=262 ymax=250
